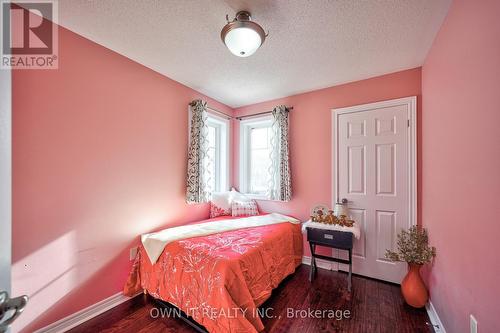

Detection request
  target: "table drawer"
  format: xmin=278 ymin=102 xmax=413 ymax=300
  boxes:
xmin=306 ymin=227 xmax=353 ymax=249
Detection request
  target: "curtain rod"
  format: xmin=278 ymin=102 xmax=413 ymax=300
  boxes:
xmin=235 ymin=106 xmax=293 ymax=120
xmin=191 ymin=103 xmax=293 ymax=121
xmin=206 ymin=107 xmax=233 ymax=120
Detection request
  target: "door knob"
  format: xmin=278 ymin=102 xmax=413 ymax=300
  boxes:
xmin=0 ymin=291 xmax=28 ymax=333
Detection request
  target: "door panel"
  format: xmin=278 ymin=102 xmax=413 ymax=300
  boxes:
xmin=350 ymin=208 xmax=366 ymax=258
xmin=375 ymin=210 xmax=397 ymax=261
xmin=347 ymin=145 xmax=365 ymax=194
xmin=376 ymin=143 xmax=396 ymax=196
xmin=335 ymin=98 xmax=414 ymax=283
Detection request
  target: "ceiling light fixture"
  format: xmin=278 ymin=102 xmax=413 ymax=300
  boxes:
xmin=221 ymin=11 xmax=267 ymax=57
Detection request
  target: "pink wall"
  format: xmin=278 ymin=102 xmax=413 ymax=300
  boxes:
xmin=421 ymin=0 xmax=500 ymax=332
xmin=232 ymin=68 xmax=422 ymax=256
xmin=233 ymin=68 xmax=422 ymax=220
xmin=12 ymin=25 xmax=232 ymax=332
xmin=16 ymin=2 xmax=499 ymax=331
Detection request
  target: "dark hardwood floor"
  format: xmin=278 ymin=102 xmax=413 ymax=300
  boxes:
xmin=68 ymin=265 xmax=433 ymax=333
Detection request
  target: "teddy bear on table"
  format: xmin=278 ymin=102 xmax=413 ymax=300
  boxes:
xmin=310 ymin=205 xmax=355 ymax=227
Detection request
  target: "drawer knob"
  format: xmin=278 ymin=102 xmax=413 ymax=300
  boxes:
xmin=324 ymin=234 xmax=334 ymax=240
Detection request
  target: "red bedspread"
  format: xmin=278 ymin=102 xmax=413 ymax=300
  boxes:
xmin=124 ymin=215 xmax=303 ymax=332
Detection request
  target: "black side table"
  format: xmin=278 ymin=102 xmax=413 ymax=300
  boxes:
xmin=306 ymin=227 xmax=354 ymax=291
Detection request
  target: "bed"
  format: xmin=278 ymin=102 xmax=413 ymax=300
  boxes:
xmin=124 ymin=213 xmax=303 ymax=333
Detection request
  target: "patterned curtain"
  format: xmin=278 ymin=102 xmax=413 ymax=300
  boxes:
xmin=268 ymin=105 xmax=292 ymax=201
xmin=186 ymin=99 xmax=211 ymax=203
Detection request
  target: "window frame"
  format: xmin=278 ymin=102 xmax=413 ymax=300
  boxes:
xmin=206 ymin=115 xmax=229 ymax=192
xmin=239 ymin=115 xmax=274 ymax=200
xmin=188 ymin=107 xmax=230 ymax=194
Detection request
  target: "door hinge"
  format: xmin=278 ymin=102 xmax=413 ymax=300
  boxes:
xmin=407 ymin=119 xmax=410 ymax=127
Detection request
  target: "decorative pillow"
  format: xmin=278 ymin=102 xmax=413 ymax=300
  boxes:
xmin=210 ymin=202 xmax=231 ymax=218
xmin=231 ymin=200 xmax=259 ymax=217
xmin=210 ymin=191 xmax=232 ymax=218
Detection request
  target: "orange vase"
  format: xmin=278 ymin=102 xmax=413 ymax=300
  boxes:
xmin=401 ymin=263 xmax=428 ymax=308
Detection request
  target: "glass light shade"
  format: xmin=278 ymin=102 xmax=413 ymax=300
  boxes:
xmin=224 ymin=27 xmax=262 ymax=57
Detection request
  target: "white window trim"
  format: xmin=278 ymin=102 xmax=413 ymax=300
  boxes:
xmin=187 ymin=107 xmax=230 ymax=193
xmin=207 ymin=114 xmax=230 ymax=192
xmin=239 ymin=115 xmax=273 ymax=200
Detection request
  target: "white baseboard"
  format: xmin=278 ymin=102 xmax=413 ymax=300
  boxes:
xmin=302 ymin=255 xmax=338 ymax=271
xmin=34 ymin=291 xmax=139 ymax=333
xmin=426 ymin=301 xmax=446 ymax=333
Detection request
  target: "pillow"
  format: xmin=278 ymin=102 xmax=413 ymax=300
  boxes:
xmin=231 ymin=200 xmax=259 ymax=217
xmin=210 ymin=191 xmax=232 ymax=218
xmin=230 ymin=188 xmax=252 ymax=202
xmin=210 ymin=202 xmax=231 ymax=218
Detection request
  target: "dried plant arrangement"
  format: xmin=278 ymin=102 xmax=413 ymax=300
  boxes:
xmin=385 ymin=226 xmax=436 ymax=265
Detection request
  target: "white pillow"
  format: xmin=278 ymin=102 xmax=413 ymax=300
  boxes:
xmin=212 ymin=191 xmax=232 ymax=207
xmin=230 ymin=188 xmax=252 ymax=202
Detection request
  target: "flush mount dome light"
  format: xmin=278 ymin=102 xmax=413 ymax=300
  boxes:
xmin=221 ymin=11 xmax=267 ymax=57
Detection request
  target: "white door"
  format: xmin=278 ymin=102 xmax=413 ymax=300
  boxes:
xmin=333 ymin=97 xmax=416 ymax=284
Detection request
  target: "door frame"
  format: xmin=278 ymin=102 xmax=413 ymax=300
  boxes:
xmin=331 ymin=96 xmax=417 ymax=232
xmin=0 ymin=65 xmax=12 ymax=294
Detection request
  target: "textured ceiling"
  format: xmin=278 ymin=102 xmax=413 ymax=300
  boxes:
xmin=57 ymin=0 xmax=451 ymax=107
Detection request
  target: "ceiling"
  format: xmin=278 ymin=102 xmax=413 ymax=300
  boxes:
xmin=57 ymin=0 xmax=451 ymax=108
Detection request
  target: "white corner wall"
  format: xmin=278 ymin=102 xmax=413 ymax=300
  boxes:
xmin=0 ymin=67 xmax=12 ymax=293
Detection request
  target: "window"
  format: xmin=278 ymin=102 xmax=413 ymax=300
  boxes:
xmin=205 ymin=114 xmax=229 ymax=193
xmin=239 ymin=116 xmax=274 ymax=198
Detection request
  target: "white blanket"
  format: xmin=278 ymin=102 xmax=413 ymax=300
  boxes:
xmin=301 ymin=220 xmax=361 ymax=239
xmin=141 ymin=213 xmax=300 ymax=264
